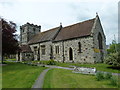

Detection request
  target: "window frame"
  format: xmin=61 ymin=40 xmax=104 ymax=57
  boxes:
xmin=78 ymin=42 xmax=82 ymax=53
xmin=41 ymin=45 xmax=45 ymax=55
xmin=55 ymin=46 xmax=59 ymax=54
xmin=34 ymin=46 xmax=37 ymax=55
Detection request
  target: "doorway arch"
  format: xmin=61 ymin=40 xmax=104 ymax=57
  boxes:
xmin=69 ymin=47 xmax=73 ymax=61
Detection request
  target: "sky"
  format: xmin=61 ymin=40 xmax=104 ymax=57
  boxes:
xmin=0 ymin=0 xmax=119 ymax=45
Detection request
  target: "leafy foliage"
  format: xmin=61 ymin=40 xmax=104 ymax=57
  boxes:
xmin=2 ymin=18 xmax=19 ymax=56
xmin=105 ymin=40 xmax=120 ymax=67
xmin=104 ymin=52 xmax=120 ymax=66
xmin=24 ymin=59 xmax=56 ymax=65
xmin=47 ymin=59 xmax=56 ymax=65
xmin=96 ymin=72 xmax=104 ymax=81
xmin=107 ymin=40 xmax=120 ymax=54
xmin=104 ymin=72 xmax=112 ymax=80
xmin=95 ymin=72 xmax=118 ymax=87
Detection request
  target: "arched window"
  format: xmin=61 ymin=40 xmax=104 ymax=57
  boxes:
xmin=78 ymin=42 xmax=81 ymax=53
xmin=33 ymin=28 xmax=36 ymax=34
xmin=55 ymin=46 xmax=59 ymax=54
xmin=98 ymin=33 xmax=103 ymax=49
xmin=69 ymin=47 xmax=73 ymax=60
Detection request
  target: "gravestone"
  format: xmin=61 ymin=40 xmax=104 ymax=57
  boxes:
xmin=72 ymin=66 xmax=96 ymax=75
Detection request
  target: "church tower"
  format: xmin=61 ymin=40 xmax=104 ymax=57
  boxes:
xmin=20 ymin=22 xmax=41 ymax=45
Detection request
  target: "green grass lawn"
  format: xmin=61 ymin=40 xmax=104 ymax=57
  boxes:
xmin=2 ymin=62 xmax=47 ymax=88
xmin=5 ymin=58 xmax=16 ymax=61
xmin=0 ymin=66 xmax=2 ymax=89
xmin=43 ymin=68 xmax=118 ymax=88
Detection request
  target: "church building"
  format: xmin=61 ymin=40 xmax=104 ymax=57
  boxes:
xmin=17 ymin=14 xmax=106 ymax=63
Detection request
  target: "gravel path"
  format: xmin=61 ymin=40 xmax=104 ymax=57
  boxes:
xmin=97 ymin=71 xmax=120 ymax=76
xmin=44 ymin=65 xmax=74 ymax=70
xmin=32 ymin=68 xmax=53 ymax=88
xmin=31 ymin=65 xmax=74 ymax=88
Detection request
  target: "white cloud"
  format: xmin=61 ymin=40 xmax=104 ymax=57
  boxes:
xmin=0 ymin=0 xmax=119 ymax=44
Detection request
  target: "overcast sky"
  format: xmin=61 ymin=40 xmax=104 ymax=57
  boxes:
xmin=0 ymin=0 xmax=119 ymax=45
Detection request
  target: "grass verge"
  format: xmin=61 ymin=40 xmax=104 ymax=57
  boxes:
xmin=43 ymin=68 xmax=118 ymax=88
xmin=2 ymin=62 xmax=47 ymax=88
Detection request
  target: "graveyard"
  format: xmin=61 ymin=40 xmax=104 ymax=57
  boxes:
xmin=2 ymin=60 xmax=120 ymax=88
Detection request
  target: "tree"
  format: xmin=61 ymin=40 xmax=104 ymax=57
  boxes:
xmin=2 ymin=18 xmax=19 ymax=63
xmin=105 ymin=52 xmax=120 ymax=66
xmin=107 ymin=40 xmax=120 ymax=54
xmin=105 ymin=40 xmax=120 ymax=67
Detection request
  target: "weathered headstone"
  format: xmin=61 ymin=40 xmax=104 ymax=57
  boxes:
xmin=72 ymin=66 xmax=96 ymax=75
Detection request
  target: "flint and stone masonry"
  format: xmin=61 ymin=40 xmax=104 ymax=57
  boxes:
xmin=17 ymin=14 xmax=106 ymax=63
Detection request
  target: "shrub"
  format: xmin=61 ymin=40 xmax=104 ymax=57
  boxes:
xmin=104 ymin=52 xmax=120 ymax=66
xmin=104 ymin=72 xmax=112 ymax=80
xmin=110 ymin=76 xmax=118 ymax=86
xmin=47 ymin=59 xmax=56 ymax=65
xmin=96 ymin=72 xmax=104 ymax=81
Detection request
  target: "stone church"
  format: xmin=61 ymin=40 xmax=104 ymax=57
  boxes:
xmin=17 ymin=14 xmax=106 ymax=63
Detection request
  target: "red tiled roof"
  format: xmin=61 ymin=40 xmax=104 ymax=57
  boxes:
xmin=54 ymin=18 xmax=95 ymax=41
xmin=28 ymin=18 xmax=95 ymax=44
xmin=28 ymin=27 xmax=60 ymax=44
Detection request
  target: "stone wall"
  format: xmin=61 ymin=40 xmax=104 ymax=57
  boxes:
xmin=53 ymin=17 xmax=106 ymax=63
xmin=91 ymin=16 xmax=106 ymax=63
xmin=20 ymin=23 xmax=41 ymax=45
xmin=30 ymin=41 xmax=52 ymax=61
xmin=18 ymin=52 xmax=33 ymax=61
xmin=26 ymin=16 xmax=106 ymax=63
xmin=30 ymin=43 xmax=39 ymax=60
xmin=53 ymin=42 xmax=63 ymax=62
xmin=53 ymin=36 xmax=95 ymax=63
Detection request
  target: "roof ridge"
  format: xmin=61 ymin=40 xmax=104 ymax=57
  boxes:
xmin=63 ymin=18 xmax=95 ymax=29
xmin=41 ymin=26 xmax=59 ymax=33
xmin=35 ymin=18 xmax=95 ymax=35
xmin=54 ymin=17 xmax=96 ymax=41
xmin=32 ymin=26 xmax=60 ymax=36
xmin=28 ymin=17 xmax=96 ymax=44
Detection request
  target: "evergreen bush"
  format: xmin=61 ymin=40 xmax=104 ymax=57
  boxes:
xmin=96 ymin=72 xmax=104 ymax=81
xmin=104 ymin=52 xmax=120 ymax=66
xmin=47 ymin=59 xmax=56 ymax=65
xmin=104 ymin=72 xmax=112 ymax=80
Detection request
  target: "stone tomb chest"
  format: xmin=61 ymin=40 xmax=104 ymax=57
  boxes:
xmin=72 ymin=66 xmax=96 ymax=75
